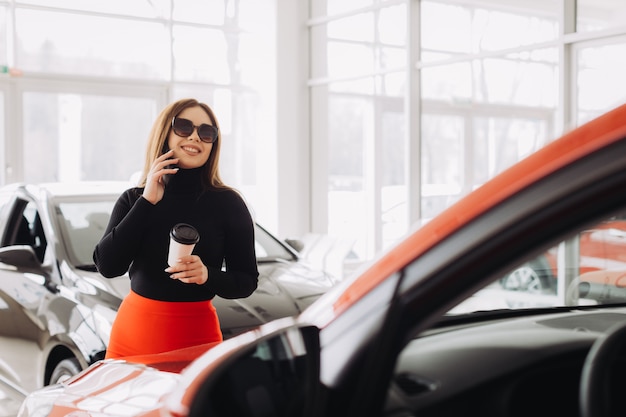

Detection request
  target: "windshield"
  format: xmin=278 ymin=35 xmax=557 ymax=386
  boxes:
xmin=56 ymin=199 xmax=117 ymax=266
xmin=450 ymin=210 xmax=626 ymax=314
xmin=54 ymin=197 xmax=295 ymax=267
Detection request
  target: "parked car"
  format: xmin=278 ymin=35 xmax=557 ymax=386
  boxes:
xmin=17 ymin=103 xmax=626 ymax=417
xmin=0 ymin=181 xmax=337 ymax=398
xmin=500 ymin=216 xmax=626 ymax=293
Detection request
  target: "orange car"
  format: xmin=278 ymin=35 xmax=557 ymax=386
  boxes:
xmin=17 ymin=104 xmax=626 ymax=417
xmin=500 ymin=217 xmax=626 ymax=294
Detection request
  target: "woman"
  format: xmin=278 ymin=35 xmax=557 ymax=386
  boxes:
xmin=94 ymin=98 xmax=259 ymax=359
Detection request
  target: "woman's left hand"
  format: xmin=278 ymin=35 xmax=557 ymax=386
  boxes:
xmin=164 ymin=255 xmax=209 ymax=285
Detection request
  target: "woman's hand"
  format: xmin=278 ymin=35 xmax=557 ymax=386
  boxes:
xmin=164 ymin=255 xmax=209 ymax=285
xmin=142 ymin=150 xmax=179 ymax=205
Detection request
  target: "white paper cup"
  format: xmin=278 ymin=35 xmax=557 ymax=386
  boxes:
xmin=168 ymin=223 xmax=200 ymax=266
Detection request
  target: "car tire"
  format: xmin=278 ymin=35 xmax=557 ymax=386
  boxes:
xmin=49 ymin=358 xmax=82 ymax=385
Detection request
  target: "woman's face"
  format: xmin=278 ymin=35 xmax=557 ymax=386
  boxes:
xmin=167 ymin=106 xmax=215 ymax=169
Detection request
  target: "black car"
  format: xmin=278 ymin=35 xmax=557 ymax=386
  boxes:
xmin=0 ymin=181 xmax=337 ymax=396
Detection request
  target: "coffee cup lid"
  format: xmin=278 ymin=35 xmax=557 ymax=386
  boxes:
xmin=170 ymin=223 xmax=200 ymax=244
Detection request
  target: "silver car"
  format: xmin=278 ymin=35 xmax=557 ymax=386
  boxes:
xmin=0 ymin=181 xmax=337 ymax=397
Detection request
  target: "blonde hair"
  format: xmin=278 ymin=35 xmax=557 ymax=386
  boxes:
xmin=138 ymin=98 xmax=230 ymax=191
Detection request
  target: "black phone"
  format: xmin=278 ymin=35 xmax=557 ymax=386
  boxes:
xmin=161 ymin=144 xmax=177 ymax=186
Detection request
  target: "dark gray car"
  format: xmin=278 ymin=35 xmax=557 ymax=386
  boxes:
xmin=0 ymin=181 xmax=337 ymax=396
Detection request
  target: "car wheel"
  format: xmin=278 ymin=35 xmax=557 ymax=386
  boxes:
xmin=49 ymin=358 xmax=82 ymax=385
xmin=500 ymin=264 xmax=546 ymax=293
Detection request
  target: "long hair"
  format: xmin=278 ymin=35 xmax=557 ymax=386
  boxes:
xmin=137 ymin=98 xmax=230 ymax=191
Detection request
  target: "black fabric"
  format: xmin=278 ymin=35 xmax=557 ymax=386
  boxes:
xmin=93 ymin=167 xmax=258 ymax=302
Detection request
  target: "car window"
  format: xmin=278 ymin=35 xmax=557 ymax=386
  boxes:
xmin=450 ymin=210 xmax=626 ymax=314
xmin=1 ymin=200 xmax=47 ymax=263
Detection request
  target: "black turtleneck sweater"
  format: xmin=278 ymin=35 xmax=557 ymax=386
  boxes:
xmin=93 ymin=167 xmax=259 ymax=302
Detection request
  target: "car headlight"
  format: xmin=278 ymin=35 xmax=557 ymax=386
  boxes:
xmin=17 ymin=384 xmax=65 ymax=417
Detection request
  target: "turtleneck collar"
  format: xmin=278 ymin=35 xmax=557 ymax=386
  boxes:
xmin=164 ymin=166 xmax=204 ymax=194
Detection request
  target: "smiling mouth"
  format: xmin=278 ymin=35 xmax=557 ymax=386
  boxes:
xmin=181 ymin=146 xmax=200 ymax=154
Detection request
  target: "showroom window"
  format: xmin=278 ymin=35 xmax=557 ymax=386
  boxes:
xmin=310 ymin=0 xmax=626 ymax=262
xmin=310 ymin=1 xmax=408 ymax=259
xmin=576 ymin=38 xmax=626 ymax=124
xmin=0 ymin=1 xmax=273 ymax=223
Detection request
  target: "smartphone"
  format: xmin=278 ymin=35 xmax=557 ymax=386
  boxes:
xmin=161 ymin=144 xmax=177 ymax=186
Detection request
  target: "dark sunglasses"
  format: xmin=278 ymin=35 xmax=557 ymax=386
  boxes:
xmin=171 ymin=117 xmax=219 ymax=143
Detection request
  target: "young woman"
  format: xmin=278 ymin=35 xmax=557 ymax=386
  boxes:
xmin=94 ymin=98 xmax=258 ymax=359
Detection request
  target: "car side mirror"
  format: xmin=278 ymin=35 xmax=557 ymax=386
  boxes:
xmin=0 ymin=245 xmax=41 ymax=271
xmin=187 ymin=324 xmax=321 ymax=417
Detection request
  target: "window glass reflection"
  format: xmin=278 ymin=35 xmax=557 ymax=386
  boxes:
xmin=22 ymin=92 xmax=155 ymax=183
xmin=172 ymin=26 xmax=229 ymax=82
xmin=452 ymin=211 xmax=626 ymax=314
xmin=421 ymin=0 xmax=558 ymax=60
xmin=577 ymin=40 xmax=626 ymax=124
xmin=15 ymin=9 xmax=170 ymax=79
xmin=577 ymin=0 xmax=626 ymax=32
xmin=173 ymin=0 xmax=225 ymax=24
xmin=16 ymin=0 xmax=170 ymax=18
xmin=473 ymin=116 xmax=549 ymax=184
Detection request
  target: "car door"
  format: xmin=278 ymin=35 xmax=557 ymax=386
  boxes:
xmin=0 ymin=196 xmax=54 ymax=393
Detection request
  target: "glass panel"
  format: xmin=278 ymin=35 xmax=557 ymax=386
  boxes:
xmin=173 ymin=0 xmax=225 ymax=24
xmin=379 ymin=4 xmax=406 ymax=46
xmin=473 ymin=52 xmax=558 ymax=106
xmin=327 ymin=95 xmax=369 ymax=258
xmin=310 ymin=0 xmax=374 ymax=17
xmin=421 ymin=114 xmax=463 ymax=220
xmin=421 ymin=2 xmax=473 ymax=59
xmin=328 ymin=13 xmax=375 ymax=43
xmin=380 ymin=72 xmax=406 ymax=98
xmin=15 ymin=9 xmax=170 ymax=79
xmin=381 ymin=109 xmax=406 ymax=249
xmin=421 ymin=63 xmax=472 ymax=101
xmin=452 ymin=210 xmax=626 ymax=313
xmin=473 ymin=116 xmax=550 ymax=185
xmin=172 ymin=25 xmax=229 ymax=83
xmin=577 ymin=40 xmax=626 ymax=125
xmin=328 ymin=41 xmax=374 ymax=79
xmin=577 ymin=0 xmax=626 ymax=33
xmin=16 ymin=0 xmax=171 ymax=18
xmin=421 ymin=0 xmax=558 ymax=61
xmin=22 ymin=92 xmax=156 ymax=183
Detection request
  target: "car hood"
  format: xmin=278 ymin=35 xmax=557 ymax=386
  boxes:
xmin=37 ymin=361 xmax=180 ymax=417
xmin=214 ymin=259 xmax=337 ymax=338
xmin=26 ymin=320 xmax=299 ymax=417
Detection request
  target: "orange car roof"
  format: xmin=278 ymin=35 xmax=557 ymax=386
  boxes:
xmin=330 ymin=103 xmax=626 ymax=319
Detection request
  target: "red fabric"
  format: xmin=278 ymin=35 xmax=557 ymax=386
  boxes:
xmin=106 ymin=290 xmax=223 ymax=360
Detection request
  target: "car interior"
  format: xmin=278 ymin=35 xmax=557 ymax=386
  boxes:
xmin=383 ymin=211 xmax=626 ymax=417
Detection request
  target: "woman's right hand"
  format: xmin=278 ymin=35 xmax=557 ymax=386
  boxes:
xmin=142 ymin=150 xmax=179 ymax=205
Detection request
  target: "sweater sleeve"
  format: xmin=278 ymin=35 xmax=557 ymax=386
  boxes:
xmin=93 ymin=189 xmax=155 ymax=278
xmin=203 ymin=192 xmax=259 ymax=299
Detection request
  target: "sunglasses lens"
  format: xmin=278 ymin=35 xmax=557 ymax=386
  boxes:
xmin=198 ymin=125 xmax=218 ymax=143
xmin=173 ymin=118 xmax=194 ymax=136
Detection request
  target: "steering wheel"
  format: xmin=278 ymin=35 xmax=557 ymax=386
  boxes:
xmin=579 ymin=320 xmax=626 ymax=417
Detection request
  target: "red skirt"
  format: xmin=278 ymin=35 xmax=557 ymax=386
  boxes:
xmin=105 ymin=290 xmax=223 ymax=359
